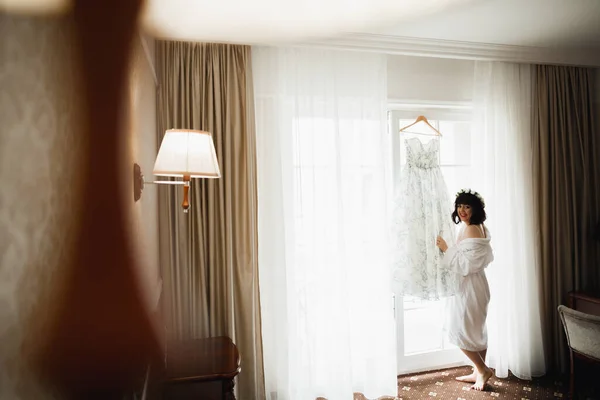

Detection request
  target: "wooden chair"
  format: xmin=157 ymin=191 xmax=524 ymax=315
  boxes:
xmin=557 ymin=304 xmax=600 ymax=398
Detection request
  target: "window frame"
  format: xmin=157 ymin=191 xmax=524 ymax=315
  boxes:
xmin=388 ymin=105 xmax=474 ymax=375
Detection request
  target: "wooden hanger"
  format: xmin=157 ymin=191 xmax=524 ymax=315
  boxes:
xmin=399 ymin=115 xmax=442 ymax=136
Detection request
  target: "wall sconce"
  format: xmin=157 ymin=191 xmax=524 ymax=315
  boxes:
xmin=134 ymin=129 xmax=221 ymax=212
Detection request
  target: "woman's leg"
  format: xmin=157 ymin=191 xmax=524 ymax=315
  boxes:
xmin=479 ymin=349 xmax=487 ymax=363
xmin=459 ymin=349 xmax=493 ymax=390
xmin=455 ymin=348 xmax=487 ymax=383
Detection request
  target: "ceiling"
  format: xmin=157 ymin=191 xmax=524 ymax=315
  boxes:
xmin=5 ymin=0 xmax=600 ymax=49
xmin=356 ymin=0 xmax=600 ymax=48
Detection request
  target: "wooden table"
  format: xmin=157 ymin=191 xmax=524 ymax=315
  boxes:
xmin=163 ymin=336 xmax=241 ymax=400
xmin=568 ymin=290 xmax=600 ymax=316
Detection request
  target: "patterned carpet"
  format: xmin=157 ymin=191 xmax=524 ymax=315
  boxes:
xmin=395 ymin=366 xmax=568 ymax=400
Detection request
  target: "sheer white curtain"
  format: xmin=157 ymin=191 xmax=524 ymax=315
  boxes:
xmin=253 ymin=47 xmax=397 ymax=400
xmin=471 ymin=61 xmax=546 ymax=379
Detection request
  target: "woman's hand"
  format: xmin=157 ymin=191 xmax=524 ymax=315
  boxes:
xmin=436 ymin=236 xmax=448 ymax=252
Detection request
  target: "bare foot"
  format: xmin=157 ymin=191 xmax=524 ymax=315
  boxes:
xmin=471 ymin=368 xmax=493 ymax=391
xmin=455 ymin=372 xmax=477 ymax=383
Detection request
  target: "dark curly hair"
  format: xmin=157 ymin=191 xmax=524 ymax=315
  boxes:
xmin=451 ymin=192 xmax=487 ymax=225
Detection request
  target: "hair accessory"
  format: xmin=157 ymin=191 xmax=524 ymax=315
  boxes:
xmin=456 ymin=188 xmax=485 ymax=207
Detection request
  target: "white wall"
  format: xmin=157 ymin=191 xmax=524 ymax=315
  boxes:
xmin=388 ymin=58 xmax=600 ymax=125
xmin=387 ymin=55 xmax=475 ymax=104
xmin=127 ymin=36 xmax=161 ymax=310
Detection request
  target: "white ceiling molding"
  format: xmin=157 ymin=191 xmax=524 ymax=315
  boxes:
xmin=303 ymin=33 xmax=600 ymax=67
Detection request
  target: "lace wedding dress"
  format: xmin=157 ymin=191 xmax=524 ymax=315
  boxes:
xmin=392 ymin=137 xmax=458 ymax=300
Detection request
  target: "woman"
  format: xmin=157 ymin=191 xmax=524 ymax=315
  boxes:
xmin=436 ymin=189 xmax=494 ymax=391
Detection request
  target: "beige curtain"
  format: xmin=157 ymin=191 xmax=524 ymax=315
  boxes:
xmin=156 ymin=41 xmax=264 ymax=399
xmin=532 ymin=65 xmax=600 ymax=373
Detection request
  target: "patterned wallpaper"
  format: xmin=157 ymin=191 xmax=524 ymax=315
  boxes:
xmin=0 ymin=15 xmax=159 ymax=399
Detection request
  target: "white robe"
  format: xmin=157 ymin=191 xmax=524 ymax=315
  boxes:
xmin=443 ymin=224 xmax=494 ymax=352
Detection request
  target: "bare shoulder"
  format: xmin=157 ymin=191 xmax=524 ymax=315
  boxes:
xmin=464 ymin=224 xmax=485 ymax=239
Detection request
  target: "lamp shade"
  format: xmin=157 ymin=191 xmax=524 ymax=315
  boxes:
xmin=153 ymin=129 xmax=221 ymax=178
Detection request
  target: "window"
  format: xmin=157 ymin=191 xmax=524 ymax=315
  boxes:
xmin=290 ymin=115 xmax=393 ymax=356
xmin=292 ymin=116 xmax=388 ymax=258
xmin=388 ymin=108 xmax=473 ymax=374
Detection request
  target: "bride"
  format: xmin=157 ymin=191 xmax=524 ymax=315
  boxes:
xmin=435 ymin=189 xmax=494 ymax=391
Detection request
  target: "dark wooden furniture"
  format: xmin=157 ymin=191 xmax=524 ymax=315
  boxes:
xmin=163 ymin=336 xmax=241 ymax=400
xmin=568 ymin=291 xmax=600 ymax=317
xmin=563 ymin=291 xmax=600 ymax=399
